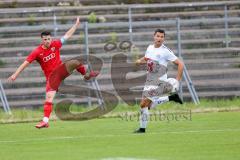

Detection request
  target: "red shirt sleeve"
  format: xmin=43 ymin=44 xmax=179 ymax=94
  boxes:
xmin=53 ymin=39 xmax=62 ymax=49
xmin=26 ymin=48 xmax=39 ymax=63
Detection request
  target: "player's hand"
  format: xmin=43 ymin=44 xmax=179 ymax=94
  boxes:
xmin=135 ymin=59 xmax=142 ymax=66
xmin=7 ymin=74 xmax=17 ymax=82
xmin=75 ymin=17 xmax=80 ymax=27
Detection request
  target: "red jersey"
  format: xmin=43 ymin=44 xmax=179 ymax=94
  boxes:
xmin=26 ymin=39 xmax=62 ymax=78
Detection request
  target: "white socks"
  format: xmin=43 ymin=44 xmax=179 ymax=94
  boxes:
xmin=43 ymin=117 xmax=49 ymax=123
xmin=140 ymin=107 xmax=149 ymax=129
xmin=150 ymin=96 xmax=169 ymax=108
xmin=139 ymin=96 xmax=170 ymax=129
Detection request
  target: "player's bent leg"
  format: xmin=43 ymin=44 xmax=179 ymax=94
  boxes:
xmin=64 ymin=59 xmax=99 ymax=80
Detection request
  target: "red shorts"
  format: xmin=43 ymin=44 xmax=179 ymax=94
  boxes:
xmin=46 ymin=64 xmax=70 ymax=92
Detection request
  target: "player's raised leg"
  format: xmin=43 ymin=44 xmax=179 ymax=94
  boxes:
xmin=64 ymin=59 xmax=99 ymax=80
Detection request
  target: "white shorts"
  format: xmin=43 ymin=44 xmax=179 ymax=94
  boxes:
xmin=143 ymin=78 xmax=179 ymax=101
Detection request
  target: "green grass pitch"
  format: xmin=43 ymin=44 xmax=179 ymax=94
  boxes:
xmin=0 ymin=111 xmax=240 ymax=160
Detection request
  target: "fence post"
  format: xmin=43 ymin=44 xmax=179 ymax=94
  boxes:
xmin=83 ymin=22 xmax=104 ymax=108
xmin=53 ymin=10 xmax=58 ymax=37
xmin=176 ymin=18 xmax=183 ymax=99
xmin=128 ymin=7 xmax=133 ymax=42
xmin=0 ymin=80 xmax=11 ymax=114
xmin=224 ymin=5 xmax=230 ymax=48
xmin=176 ymin=18 xmax=200 ymax=104
xmin=83 ymin=22 xmax=92 ymax=107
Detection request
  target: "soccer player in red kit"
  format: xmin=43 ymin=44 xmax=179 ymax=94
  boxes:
xmin=8 ymin=17 xmax=98 ymax=128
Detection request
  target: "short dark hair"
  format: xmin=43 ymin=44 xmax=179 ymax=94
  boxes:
xmin=154 ymin=29 xmax=165 ymax=36
xmin=41 ymin=31 xmax=51 ymax=37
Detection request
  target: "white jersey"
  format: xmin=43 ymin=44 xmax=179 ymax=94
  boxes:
xmin=145 ymin=44 xmax=177 ymax=67
xmin=143 ymin=44 xmax=178 ymax=99
xmin=144 ymin=44 xmax=177 ymax=81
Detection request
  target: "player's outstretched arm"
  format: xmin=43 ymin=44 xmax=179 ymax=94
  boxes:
xmin=62 ymin=17 xmax=80 ymax=41
xmin=173 ymin=59 xmax=184 ymax=81
xmin=135 ymin=57 xmax=147 ymax=66
xmin=7 ymin=61 xmax=30 ymax=82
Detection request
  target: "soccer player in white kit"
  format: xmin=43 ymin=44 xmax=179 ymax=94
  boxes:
xmin=135 ymin=29 xmax=184 ymax=133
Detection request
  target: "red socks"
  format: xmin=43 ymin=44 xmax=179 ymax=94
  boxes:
xmin=76 ymin=64 xmax=86 ymax=75
xmin=44 ymin=101 xmax=53 ymax=118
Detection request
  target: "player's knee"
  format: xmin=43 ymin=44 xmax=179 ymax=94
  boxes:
xmin=45 ymin=97 xmax=53 ymax=103
xmin=140 ymin=102 xmax=144 ymax=108
xmin=140 ymin=98 xmax=151 ymax=108
xmin=46 ymin=94 xmax=54 ymax=102
xmin=71 ymin=60 xmax=81 ymax=67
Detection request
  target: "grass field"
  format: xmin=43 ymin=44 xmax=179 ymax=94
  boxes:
xmin=0 ymin=110 xmax=240 ymax=160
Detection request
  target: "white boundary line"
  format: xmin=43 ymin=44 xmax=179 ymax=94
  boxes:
xmin=101 ymin=158 xmax=156 ymax=160
xmin=0 ymin=128 xmax=240 ymax=144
